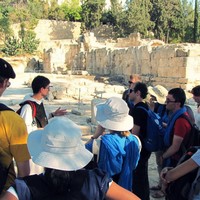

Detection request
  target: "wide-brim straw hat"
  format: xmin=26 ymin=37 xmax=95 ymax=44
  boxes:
xmin=148 ymin=85 xmax=168 ymax=104
xmin=95 ymin=97 xmax=133 ymax=131
xmin=27 ymin=117 xmax=93 ymax=171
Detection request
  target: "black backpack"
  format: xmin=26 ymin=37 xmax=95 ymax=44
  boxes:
xmin=0 ymin=103 xmax=14 ymax=194
xmin=166 ymin=146 xmax=200 ymax=200
xmin=180 ymin=114 xmax=200 ymax=149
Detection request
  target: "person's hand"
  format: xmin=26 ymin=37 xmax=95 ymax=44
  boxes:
xmin=162 ymin=122 xmax=167 ymax=128
xmin=160 ymin=167 xmax=173 ymax=183
xmin=53 ymin=107 xmax=67 ymax=116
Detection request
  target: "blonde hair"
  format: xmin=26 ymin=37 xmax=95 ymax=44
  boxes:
xmin=121 ymin=131 xmax=130 ymax=137
xmin=109 ymin=130 xmax=130 ymax=137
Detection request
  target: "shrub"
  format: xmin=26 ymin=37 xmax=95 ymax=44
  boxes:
xmin=2 ymin=36 xmax=19 ymax=56
xmin=20 ymin=30 xmax=39 ymax=54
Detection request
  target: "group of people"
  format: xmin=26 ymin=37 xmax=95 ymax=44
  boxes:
xmin=0 ymin=58 xmax=140 ymax=200
xmin=0 ymin=57 xmax=199 ymax=200
xmin=121 ymin=74 xmax=200 ymax=200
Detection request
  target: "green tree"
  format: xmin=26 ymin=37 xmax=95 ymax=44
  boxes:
xmin=81 ymin=0 xmax=105 ymax=30
xmin=48 ymin=0 xmax=65 ymax=20
xmin=59 ymin=1 xmax=82 ymax=21
xmin=150 ymin=0 xmax=185 ymax=43
xmin=180 ymin=0 xmax=194 ymax=42
xmin=67 ymin=0 xmax=82 ymax=21
xmin=194 ymin=0 xmax=199 ymax=42
xmin=27 ymin=0 xmax=47 ymax=20
xmin=109 ymin=0 xmax=125 ymax=36
xmin=150 ymin=0 xmax=166 ymax=40
xmin=124 ymin=0 xmax=153 ymax=37
xmin=0 ymin=6 xmax=13 ymax=40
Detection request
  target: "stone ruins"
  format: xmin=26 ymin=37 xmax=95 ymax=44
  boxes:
xmin=11 ymin=19 xmax=200 ymax=91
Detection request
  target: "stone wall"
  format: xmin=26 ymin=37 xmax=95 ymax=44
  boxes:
xmin=43 ymin=43 xmax=80 ymax=73
xmin=12 ymin=20 xmax=81 ymax=52
xmin=78 ymin=43 xmax=200 ymax=90
xmin=10 ymin=20 xmax=200 ymax=90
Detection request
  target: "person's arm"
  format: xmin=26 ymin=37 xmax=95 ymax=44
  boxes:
xmin=85 ymin=125 xmax=105 ymax=145
xmin=162 ymin=135 xmax=183 ymax=160
xmin=9 ymin=116 xmax=31 ymax=177
xmin=106 ymin=181 xmax=140 ymax=200
xmin=0 ymin=191 xmax=17 ymax=200
xmin=131 ymin=125 xmax=140 ymax=136
xmin=161 ymin=157 xmax=198 ymax=184
xmin=49 ymin=107 xmax=67 ymax=118
xmin=16 ymin=160 xmax=30 ymax=177
xmin=20 ymin=104 xmax=33 ymax=132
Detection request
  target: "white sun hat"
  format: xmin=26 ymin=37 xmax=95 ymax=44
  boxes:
xmin=95 ymin=97 xmax=133 ymax=131
xmin=148 ymin=85 xmax=168 ymax=104
xmin=27 ymin=117 xmax=93 ymax=171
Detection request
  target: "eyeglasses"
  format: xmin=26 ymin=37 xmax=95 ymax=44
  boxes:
xmin=45 ymin=86 xmax=53 ymax=90
xmin=166 ymin=99 xmax=176 ymax=104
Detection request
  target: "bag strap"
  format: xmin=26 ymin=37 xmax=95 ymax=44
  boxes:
xmin=179 ymin=114 xmax=193 ymax=127
xmin=178 ymin=114 xmax=195 ymax=153
xmin=20 ymin=101 xmax=37 ymax=119
xmin=0 ymin=103 xmax=14 ymax=112
xmin=27 ymin=101 xmax=36 ymax=118
xmin=136 ymin=106 xmax=148 ymax=113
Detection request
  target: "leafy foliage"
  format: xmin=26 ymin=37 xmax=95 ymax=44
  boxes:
xmin=125 ymin=0 xmax=154 ymax=36
xmin=2 ymin=37 xmax=20 ymax=56
xmin=20 ymin=30 xmax=39 ymax=54
xmin=0 ymin=0 xmax=199 ymax=53
xmin=81 ymin=0 xmax=106 ymax=29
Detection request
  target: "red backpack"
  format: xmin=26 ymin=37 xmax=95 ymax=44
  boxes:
xmin=16 ymin=100 xmax=37 ymax=119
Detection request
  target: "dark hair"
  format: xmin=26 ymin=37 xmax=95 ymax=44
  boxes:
xmin=168 ymin=88 xmax=186 ymax=107
xmin=44 ymin=168 xmax=74 ymax=192
xmin=31 ymin=76 xmax=50 ymax=94
xmin=191 ymin=85 xmax=200 ymax=96
xmin=133 ymin=82 xmax=148 ymax=99
xmin=0 ymin=76 xmax=6 ymax=84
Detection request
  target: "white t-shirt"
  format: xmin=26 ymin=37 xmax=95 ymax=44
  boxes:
xmin=20 ymin=93 xmax=48 ymax=133
xmin=19 ymin=94 xmax=45 ymax=175
xmin=194 ymin=107 xmax=200 ymax=129
xmin=192 ymin=150 xmax=200 ymax=166
xmin=191 ymin=150 xmax=200 ymax=200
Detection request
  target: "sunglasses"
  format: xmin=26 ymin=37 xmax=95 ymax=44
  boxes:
xmin=129 ymin=81 xmax=134 ymax=84
xmin=129 ymin=89 xmax=134 ymax=93
xmin=165 ymin=99 xmax=176 ymax=104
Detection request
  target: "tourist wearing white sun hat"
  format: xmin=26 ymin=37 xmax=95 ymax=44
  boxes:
xmin=1 ymin=117 xmax=140 ymax=200
xmin=85 ymin=97 xmax=141 ymax=191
